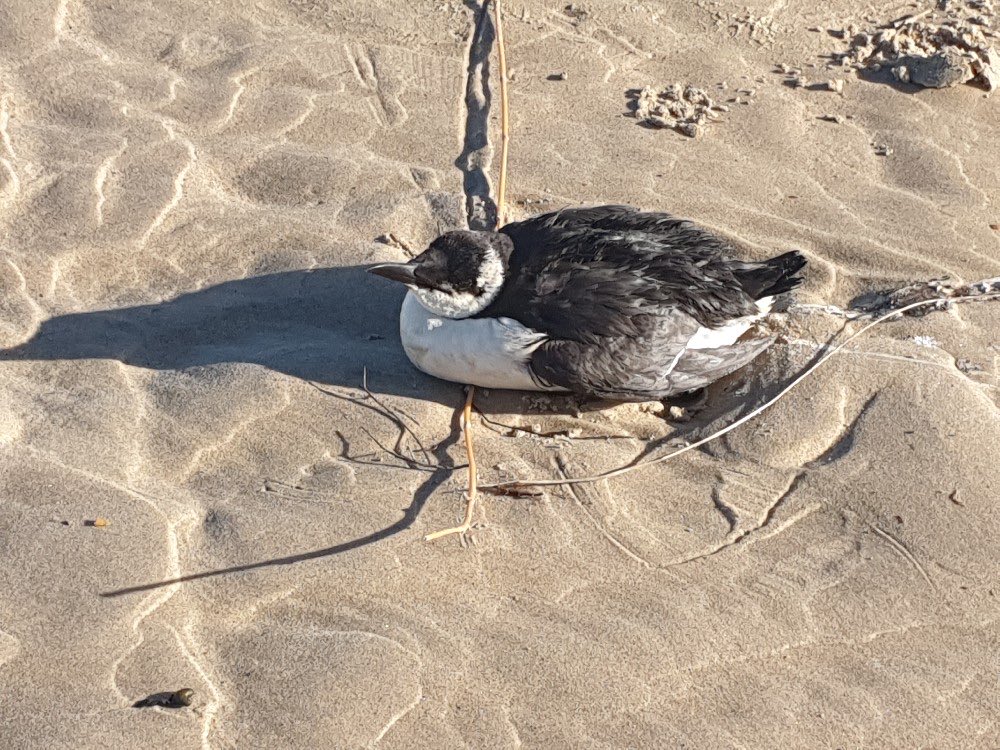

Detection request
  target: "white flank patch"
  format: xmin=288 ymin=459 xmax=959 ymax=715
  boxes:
xmin=399 ymin=292 xmax=563 ymax=390
xmin=755 ymin=295 xmax=775 ymax=314
xmin=686 ymin=319 xmax=757 ymax=350
xmin=686 ymin=297 xmax=773 ymax=350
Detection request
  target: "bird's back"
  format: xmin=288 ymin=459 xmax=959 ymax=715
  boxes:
xmin=483 ymin=205 xmax=775 ymax=340
xmin=475 ymin=205 xmax=805 ymax=400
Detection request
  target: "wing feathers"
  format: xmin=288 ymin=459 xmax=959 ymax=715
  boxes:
xmin=484 ymin=205 xmax=804 ymax=399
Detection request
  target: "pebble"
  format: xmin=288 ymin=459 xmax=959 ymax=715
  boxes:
xmin=976 ymin=48 xmax=999 ymax=92
xmin=897 ymin=48 xmax=974 ymax=88
xmin=133 ymin=688 xmax=195 ymax=709
xmin=956 ymin=358 xmax=984 ymax=373
xmin=168 ymin=689 xmax=195 ymax=707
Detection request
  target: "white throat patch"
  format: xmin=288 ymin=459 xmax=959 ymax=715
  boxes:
xmin=411 ymin=243 xmax=505 ymax=319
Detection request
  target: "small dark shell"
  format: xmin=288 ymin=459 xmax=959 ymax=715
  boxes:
xmin=168 ymin=688 xmax=195 ymax=707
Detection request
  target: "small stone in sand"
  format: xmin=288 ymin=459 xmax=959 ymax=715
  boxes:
xmin=168 ymin=689 xmax=195 ymax=707
xmin=820 ymin=113 xmax=845 ymax=123
xmin=547 ymin=72 xmax=568 ymax=81
xmin=376 ymin=233 xmax=415 ymax=257
xmin=133 ymin=689 xmax=195 ymax=709
xmin=956 ymin=358 xmax=985 ymax=373
xmin=826 ymin=78 xmax=846 ymax=93
xmin=668 ymin=405 xmax=688 ymax=421
xmin=85 ymin=518 xmax=110 ymax=528
xmin=896 ymin=48 xmax=974 ymax=87
xmin=873 ymin=143 xmax=893 ymax=156
xmin=976 ymin=47 xmax=1000 ymax=91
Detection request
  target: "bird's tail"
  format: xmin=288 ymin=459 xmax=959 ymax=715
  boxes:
xmin=732 ymin=250 xmax=807 ymax=300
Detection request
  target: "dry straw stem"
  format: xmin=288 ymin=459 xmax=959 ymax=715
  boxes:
xmin=483 ymin=292 xmax=1000 ymax=493
xmin=425 ymin=386 xmax=479 ymax=541
xmin=493 ymin=0 xmax=510 ymax=227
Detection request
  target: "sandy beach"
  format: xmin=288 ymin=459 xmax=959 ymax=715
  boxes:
xmin=1 ymin=0 xmax=999 ymax=747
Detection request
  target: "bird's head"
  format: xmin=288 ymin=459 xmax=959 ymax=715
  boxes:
xmin=368 ymin=230 xmax=512 ymax=319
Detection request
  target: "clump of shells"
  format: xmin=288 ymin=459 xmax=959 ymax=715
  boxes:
xmin=630 ymin=84 xmax=730 ymax=138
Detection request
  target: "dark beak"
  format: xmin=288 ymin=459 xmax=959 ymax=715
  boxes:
xmin=368 ymin=262 xmax=419 ymax=286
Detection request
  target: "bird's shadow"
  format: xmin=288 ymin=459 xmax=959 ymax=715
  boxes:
xmin=1 ymin=263 xmax=456 ymax=402
xmin=2 ymin=263 xmax=484 ymax=596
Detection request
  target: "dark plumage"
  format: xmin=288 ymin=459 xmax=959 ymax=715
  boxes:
xmin=480 ymin=205 xmax=806 ymax=399
xmin=370 ymin=205 xmax=806 ymax=401
xmin=487 ymin=205 xmax=803 ymax=335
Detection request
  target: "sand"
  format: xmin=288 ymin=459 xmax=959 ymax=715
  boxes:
xmin=1 ymin=0 xmax=998 ymax=747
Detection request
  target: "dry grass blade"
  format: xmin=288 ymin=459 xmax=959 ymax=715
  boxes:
xmin=310 ymin=373 xmax=432 ymax=467
xmin=482 ymin=292 xmax=1000 ymax=493
xmin=493 ymin=0 xmax=510 ymax=227
xmin=425 ymin=386 xmax=479 ymax=541
xmin=361 ymin=366 xmax=431 ymax=459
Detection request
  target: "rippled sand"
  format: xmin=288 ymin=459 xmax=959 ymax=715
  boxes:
xmin=1 ymin=1 xmax=999 ymax=747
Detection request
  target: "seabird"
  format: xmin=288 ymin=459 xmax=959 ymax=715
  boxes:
xmin=369 ymin=205 xmax=806 ymax=401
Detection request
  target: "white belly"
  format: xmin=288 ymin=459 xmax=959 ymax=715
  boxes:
xmin=399 ymin=291 xmax=563 ymax=391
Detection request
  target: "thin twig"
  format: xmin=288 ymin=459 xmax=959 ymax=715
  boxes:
xmin=478 ymin=412 xmax=637 ymax=441
xmin=310 ymin=377 xmax=437 ymax=469
xmin=493 ymin=0 xmax=510 ymax=227
xmin=362 ymin=367 xmax=431 ymax=459
xmin=425 ymin=386 xmax=479 ymax=541
xmin=870 ymin=523 xmax=934 ymax=589
xmin=482 ymin=292 xmax=1000 ymax=493
xmin=358 ymin=426 xmax=448 ymax=473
